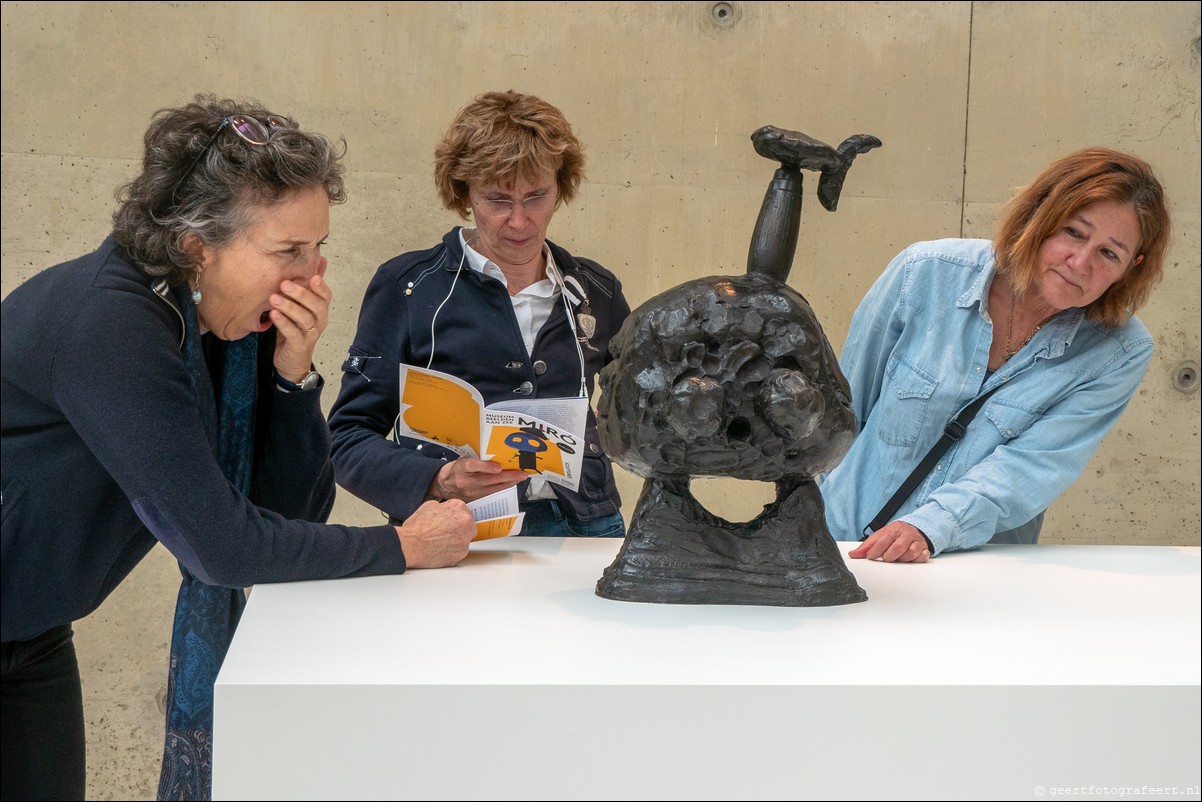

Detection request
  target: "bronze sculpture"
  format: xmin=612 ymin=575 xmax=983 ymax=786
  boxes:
xmin=595 ymin=126 xmax=881 ymax=606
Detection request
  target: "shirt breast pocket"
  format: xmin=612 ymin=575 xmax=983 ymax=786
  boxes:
xmin=877 ymin=354 xmax=938 ymax=447
xmin=981 ymin=398 xmax=1042 ymax=442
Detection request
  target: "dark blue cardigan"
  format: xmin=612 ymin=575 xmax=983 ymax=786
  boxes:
xmin=1 ymin=238 xmax=405 ymax=643
xmin=328 ymin=227 xmax=629 ymax=523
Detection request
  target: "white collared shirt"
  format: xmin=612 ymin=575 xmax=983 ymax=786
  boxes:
xmin=460 ymin=229 xmax=560 ymax=499
xmin=461 ymin=230 xmax=562 ymax=355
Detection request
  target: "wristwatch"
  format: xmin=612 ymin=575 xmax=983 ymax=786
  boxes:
xmin=273 ymin=368 xmax=320 ymax=393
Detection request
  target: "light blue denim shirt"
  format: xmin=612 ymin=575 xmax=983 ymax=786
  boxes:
xmin=820 ymin=238 xmax=1153 ymax=555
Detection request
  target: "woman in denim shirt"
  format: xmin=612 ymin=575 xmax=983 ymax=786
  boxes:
xmin=821 ymin=148 xmax=1171 ymax=563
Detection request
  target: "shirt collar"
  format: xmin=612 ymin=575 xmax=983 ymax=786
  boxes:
xmin=967 ymin=261 xmax=1083 ymax=360
xmin=958 ymin=258 xmax=994 ymax=312
xmin=458 ymin=228 xmax=559 ymax=297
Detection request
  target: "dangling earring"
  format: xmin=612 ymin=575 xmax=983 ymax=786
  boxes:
xmin=191 ymin=270 xmax=203 ymax=305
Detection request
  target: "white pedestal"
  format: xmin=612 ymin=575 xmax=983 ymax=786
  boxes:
xmin=213 ymin=540 xmax=1201 ymax=801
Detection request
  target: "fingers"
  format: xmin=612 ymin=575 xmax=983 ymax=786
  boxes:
xmin=272 ymin=275 xmax=332 ymax=380
xmin=271 ymin=275 xmax=331 ymax=334
xmin=847 ymin=539 xmax=873 ymax=560
xmin=434 ymin=459 xmax=527 ymax=502
xmin=848 ymin=530 xmax=899 ymax=560
xmin=889 ymin=539 xmax=931 ymax=563
xmin=397 ymin=499 xmax=476 ymax=569
xmin=847 ymin=522 xmax=931 ymax=563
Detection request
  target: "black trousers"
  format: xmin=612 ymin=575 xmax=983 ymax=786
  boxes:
xmin=1 ymin=624 xmax=86 ymax=801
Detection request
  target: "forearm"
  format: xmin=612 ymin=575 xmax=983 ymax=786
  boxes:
xmin=330 ymin=426 xmax=448 ymax=520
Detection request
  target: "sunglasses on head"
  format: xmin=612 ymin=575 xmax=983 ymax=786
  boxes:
xmin=169 ymin=114 xmax=291 ymax=208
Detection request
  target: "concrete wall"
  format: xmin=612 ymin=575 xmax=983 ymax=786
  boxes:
xmin=2 ymin=2 xmax=1199 ymax=798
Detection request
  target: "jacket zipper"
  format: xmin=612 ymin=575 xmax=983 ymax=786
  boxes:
xmin=151 ymin=279 xmax=186 ymax=349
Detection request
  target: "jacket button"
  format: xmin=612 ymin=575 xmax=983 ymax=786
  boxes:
xmin=589 ymin=442 xmax=600 ymax=453
xmin=533 ymin=360 xmax=547 ymax=375
xmin=515 ymin=381 xmax=534 ymax=395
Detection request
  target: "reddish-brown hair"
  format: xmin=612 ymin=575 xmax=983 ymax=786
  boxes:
xmin=433 ymin=90 xmax=585 ymax=220
xmin=994 ymin=147 xmax=1170 ymax=328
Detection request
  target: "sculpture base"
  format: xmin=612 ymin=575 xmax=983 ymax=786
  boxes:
xmin=597 ymin=478 xmax=867 ymax=607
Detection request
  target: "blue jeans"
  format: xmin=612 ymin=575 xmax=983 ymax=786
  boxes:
xmin=519 ymin=499 xmax=625 ymax=537
xmin=989 ymin=511 xmax=1044 ymax=544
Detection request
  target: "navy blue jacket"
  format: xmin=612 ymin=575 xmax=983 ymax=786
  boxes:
xmin=328 ymin=227 xmax=629 ymax=523
xmin=1 ymin=238 xmax=405 ymax=643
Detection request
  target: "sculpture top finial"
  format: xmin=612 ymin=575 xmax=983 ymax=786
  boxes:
xmin=750 ymin=126 xmax=882 ymax=212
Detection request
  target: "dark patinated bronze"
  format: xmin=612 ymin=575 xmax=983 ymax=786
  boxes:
xmin=595 ymin=126 xmax=881 ymax=606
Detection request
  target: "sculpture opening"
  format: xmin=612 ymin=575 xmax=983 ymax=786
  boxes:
xmin=690 ymin=478 xmax=776 ymax=524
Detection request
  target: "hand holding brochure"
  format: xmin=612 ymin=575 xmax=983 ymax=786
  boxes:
xmin=467 ymin=486 xmax=524 ymax=541
xmin=397 ymin=364 xmax=588 ymax=492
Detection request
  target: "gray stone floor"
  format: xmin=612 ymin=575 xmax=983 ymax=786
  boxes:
xmin=74 ymin=545 xmax=178 ymax=800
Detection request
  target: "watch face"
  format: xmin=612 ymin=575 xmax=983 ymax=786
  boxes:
xmin=300 ymin=371 xmax=320 ymax=391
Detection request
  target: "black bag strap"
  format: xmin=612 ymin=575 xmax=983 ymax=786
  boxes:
xmin=860 ymin=384 xmax=1003 ymax=540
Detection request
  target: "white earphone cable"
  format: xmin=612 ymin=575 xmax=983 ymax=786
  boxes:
xmin=421 ymin=235 xmax=588 ymax=405
xmin=559 ymin=280 xmax=588 ymax=398
xmin=426 ymin=245 xmax=469 ymax=370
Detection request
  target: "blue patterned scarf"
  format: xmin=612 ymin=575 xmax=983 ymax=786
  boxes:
xmin=158 ymin=285 xmax=258 ymax=801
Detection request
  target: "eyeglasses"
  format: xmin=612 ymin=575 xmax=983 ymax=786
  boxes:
xmin=169 ymin=114 xmax=291 ymax=207
xmin=471 ymin=191 xmax=558 ymax=218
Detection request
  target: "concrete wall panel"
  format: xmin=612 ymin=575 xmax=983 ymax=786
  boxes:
xmin=2 ymin=2 xmax=1198 ymax=798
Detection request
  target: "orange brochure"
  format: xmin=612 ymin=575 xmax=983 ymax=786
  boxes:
xmin=467 ymin=486 xmax=525 ymax=541
xmin=397 ymin=364 xmax=588 ymax=492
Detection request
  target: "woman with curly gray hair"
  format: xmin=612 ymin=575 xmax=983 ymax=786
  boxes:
xmin=1 ymin=95 xmax=474 ymax=801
